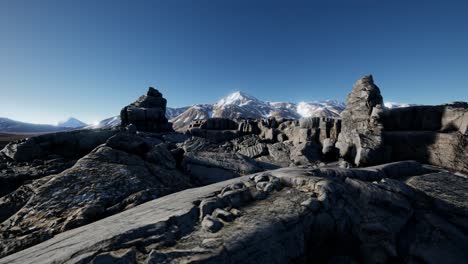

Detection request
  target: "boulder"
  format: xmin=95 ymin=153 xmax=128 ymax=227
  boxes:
xmin=120 ymin=87 xmax=172 ymax=132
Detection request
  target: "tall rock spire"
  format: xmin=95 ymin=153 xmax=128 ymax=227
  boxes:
xmin=335 ymin=75 xmax=389 ymax=166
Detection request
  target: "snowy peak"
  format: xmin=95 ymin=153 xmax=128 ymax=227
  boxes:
xmin=57 ymin=117 xmax=87 ymax=128
xmin=215 ymin=91 xmax=262 ymax=108
xmin=384 ymin=102 xmax=413 ymax=109
xmin=296 ymin=100 xmax=346 ymax=118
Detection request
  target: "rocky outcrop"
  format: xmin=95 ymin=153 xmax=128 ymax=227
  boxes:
xmin=336 ymin=75 xmax=389 ymax=166
xmin=381 ymin=103 xmax=468 ymax=173
xmin=0 ymin=129 xmax=117 ymax=162
xmin=120 ymin=87 xmax=173 ymax=132
xmin=182 ymin=152 xmax=262 ymax=185
xmin=0 ymin=132 xmax=191 ymax=257
xmin=3 ymin=161 xmax=466 ymax=264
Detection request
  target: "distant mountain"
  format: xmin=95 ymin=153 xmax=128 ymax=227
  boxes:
xmin=85 ymin=116 xmax=121 ymax=129
xmin=384 ymin=102 xmax=415 ymax=109
xmin=166 ymin=106 xmax=191 ymax=119
xmin=0 ymin=118 xmax=73 ymax=134
xmin=170 ymin=91 xmax=346 ymax=130
xmin=57 ymin=117 xmax=87 ymax=128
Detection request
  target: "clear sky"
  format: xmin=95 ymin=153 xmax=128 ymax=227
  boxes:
xmin=1 ymin=0 xmax=467 ymax=124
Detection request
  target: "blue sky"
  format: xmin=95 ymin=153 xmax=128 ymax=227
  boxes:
xmin=1 ymin=0 xmax=467 ymax=124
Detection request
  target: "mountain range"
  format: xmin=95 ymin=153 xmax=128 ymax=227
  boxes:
xmin=0 ymin=91 xmax=413 ymax=133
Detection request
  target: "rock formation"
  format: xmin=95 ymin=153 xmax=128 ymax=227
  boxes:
xmin=120 ymin=87 xmax=173 ymax=132
xmin=336 ymin=75 xmax=389 ymax=166
xmin=0 ymin=79 xmax=467 ymax=264
xmin=382 ymin=103 xmax=468 ymax=173
xmin=2 ymin=161 xmax=467 ymax=264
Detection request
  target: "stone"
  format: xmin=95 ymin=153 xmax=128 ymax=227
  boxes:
xmin=90 ymin=248 xmax=136 ymax=264
xmin=182 ymin=152 xmax=262 ymax=185
xmin=120 ymin=87 xmax=172 ymax=132
xmin=336 ymin=75 xmax=389 ymax=166
xmin=202 ymin=215 xmax=224 ymax=233
xmin=2 ymin=164 xmax=467 ymax=264
xmin=0 ymin=143 xmax=191 ymax=257
xmin=0 ymin=129 xmax=117 ymax=162
xmin=125 ymin=124 xmax=137 ymax=134
xmin=105 ymin=133 xmax=151 ymax=156
xmin=144 ymin=144 xmax=176 ymax=169
xmin=322 ymin=138 xmax=338 ymax=160
xmin=301 ymin=198 xmax=321 ymax=212
xmin=212 ymin=208 xmax=235 ymax=222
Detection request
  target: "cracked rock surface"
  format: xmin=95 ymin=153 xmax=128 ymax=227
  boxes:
xmin=2 ymin=161 xmax=466 ymax=264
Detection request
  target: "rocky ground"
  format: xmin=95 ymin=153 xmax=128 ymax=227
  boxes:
xmin=0 ymin=78 xmax=467 ymax=263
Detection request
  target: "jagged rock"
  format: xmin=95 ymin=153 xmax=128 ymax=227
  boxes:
xmin=187 ymin=128 xmax=242 ymax=143
xmin=322 ymin=138 xmax=338 ymax=160
xmin=336 ymin=75 xmax=389 ymax=166
xmin=105 ymin=133 xmax=151 ymax=156
xmin=199 ymin=118 xmax=238 ymax=130
xmin=120 ymin=87 xmax=172 ymax=132
xmin=290 ymin=141 xmax=321 ymax=165
xmin=202 ymin=215 xmax=224 ymax=233
xmin=0 ymin=129 xmax=117 ymax=162
xmin=182 ymin=152 xmax=262 ymax=185
xmin=145 ymin=144 xmax=177 ymax=169
xmin=237 ymin=143 xmax=268 ymax=158
xmin=0 ymin=140 xmax=191 ymax=257
xmin=4 ymin=162 xmax=466 ymax=264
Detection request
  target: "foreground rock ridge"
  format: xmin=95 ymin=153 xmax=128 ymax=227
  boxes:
xmin=0 ymin=77 xmax=466 ymax=263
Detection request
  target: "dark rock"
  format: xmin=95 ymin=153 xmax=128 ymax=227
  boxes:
xmin=3 ymin=163 xmax=467 ymax=264
xmin=0 ymin=129 xmax=117 ymax=162
xmin=202 ymin=215 xmax=224 ymax=233
xmin=0 ymin=142 xmax=191 ymax=257
xmin=120 ymin=87 xmax=172 ymax=132
xmin=105 ymin=133 xmax=151 ymax=156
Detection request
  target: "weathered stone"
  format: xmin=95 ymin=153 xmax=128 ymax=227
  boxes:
xmin=182 ymin=152 xmax=262 ymax=185
xmin=0 ymin=129 xmax=117 ymax=162
xmin=202 ymin=215 xmax=223 ymax=233
xmin=336 ymin=75 xmax=389 ymax=166
xmin=120 ymin=87 xmax=172 ymax=132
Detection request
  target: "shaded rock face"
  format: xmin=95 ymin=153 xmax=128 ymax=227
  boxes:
xmin=4 ymin=161 xmax=467 ymax=264
xmin=381 ymin=103 xmax=468 ymax=173
xmin=336 ymin=75 xmax=389 ymax=166
xmin=0 ymin=129 xmax=117 ymax=162
xmin=182 ymin=152 xmax=262 ymax=185
xmin=0 ymin=132 xmax=191 ymax=258
xmin=120 ymin=87 xmax=173 ymax=132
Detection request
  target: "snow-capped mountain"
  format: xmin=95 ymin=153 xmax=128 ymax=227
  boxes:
xmin=384 ymin=102 xmax=414 ymax=109
xmin=170 ymin=91 xmax=347 ymax=130
xmin=166 ymin=106 xmax=191 ymax=119
xmin=57 ymin=117 xmax=87 ymax=128
xmin=85 ymin=116 xmax=121 ymax=129
xmin=296 ymin=100 xmax=346 ymax=118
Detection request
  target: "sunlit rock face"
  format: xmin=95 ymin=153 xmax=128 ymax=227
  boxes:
xmin=120 ymin=87 xmax=173 ymax=132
